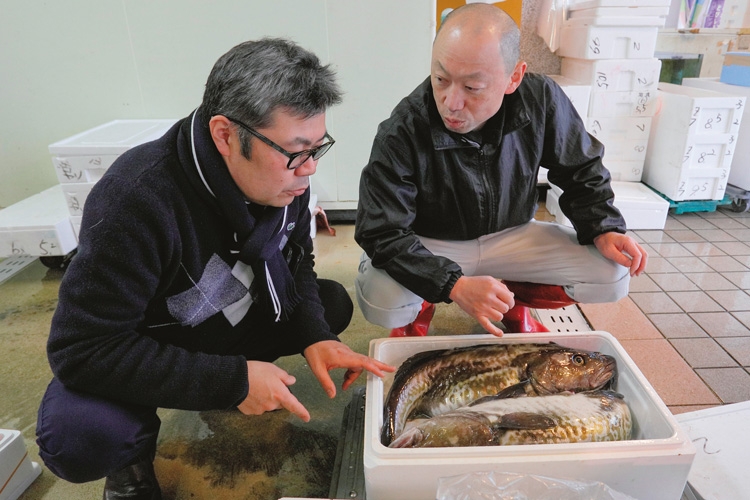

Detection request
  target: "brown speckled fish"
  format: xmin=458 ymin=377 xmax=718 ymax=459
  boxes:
xmin=389 ymin=390 xmax=632 ymax=448
xmin=381 ymin=342 xmax=617 ymax=446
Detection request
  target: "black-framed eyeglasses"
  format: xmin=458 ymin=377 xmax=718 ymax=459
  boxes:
xmin=224 ymin=115 xmax=335 ymax=170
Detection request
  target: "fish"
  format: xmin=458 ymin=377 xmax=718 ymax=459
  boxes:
xmin=388 ymin=390 xmax=632 ymax=448
xmin=380 ymin=342 xmax=617 ymax=446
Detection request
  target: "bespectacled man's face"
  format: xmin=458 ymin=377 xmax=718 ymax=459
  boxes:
xmin=213 ymin=109 xmax=329 ymax=207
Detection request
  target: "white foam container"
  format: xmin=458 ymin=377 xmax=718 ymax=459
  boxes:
xmin=0 ymin=185 xmax=77 ymax=258
xmin=564 ymin=14 xmax=666 ymax=27
xmin=681 ymin=77 xmax=750 ymax=191
xmin=561 ymin=58 xmax=661 ymax=94
xmin=587 ymin=116 xmax=652 ymax=143
xmin=49 ymin=119 xmax=176 ymax=184
xmin=549 ymin=75 xmax=591 ymax=119
xmin=602 ymin=159 xmax=645 ymax=182
xmin=675 ymin=401 xmax=750 ymax=500
xmin=364 ymin=332 xmax=695 ymax=500
xmin=643 ymin=83 xmax=746 ymax=201
xmin=0 ymin=430 xmax=41 ymax=500
xmin=548 ymin=182 xmax=668 ymax=230
xmin=567 ymin=5 xmax=670 ymax=17
xmin=588 ymin=89 xmax=657 ymax=117
xmin=557 ymin=25 xmax=659 ymax=60
xmin=59 ymin=181 xmax=95 ymax=217
xmin=567 ymin=0 xmax=671 ymax=8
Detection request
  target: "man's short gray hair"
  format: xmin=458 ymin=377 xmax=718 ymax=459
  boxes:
xmin=202 ymin=38 xmax=342 ymax=158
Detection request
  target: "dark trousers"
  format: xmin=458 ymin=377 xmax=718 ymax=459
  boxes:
xmin=36 ymin=279 xmax=352 ymax=483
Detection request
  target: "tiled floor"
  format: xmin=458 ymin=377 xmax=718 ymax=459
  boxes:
xmin=573 ymin=205 xmax=750 ymax=414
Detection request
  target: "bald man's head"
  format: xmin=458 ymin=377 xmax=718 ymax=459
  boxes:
xmin=436 ymin=4 xmax=520 ymax=74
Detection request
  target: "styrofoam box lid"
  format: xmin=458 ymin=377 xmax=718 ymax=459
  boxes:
xmin=548 ymin=74 xmax=590 ymax=88
xmin=550 ymin=182 xmax=667 ymax=210
xmin=568 ymin=0 xmax=671 ymax=8
xmin=366 ymin=332 xmax=694 ymax=459
xmin=611 ymin=181 xmax=669 ymax=209
xmin=0 ymin=429 xmax=19 ymax=451
xmin=683 ymin=77 xmax=750 ymax=97
xmin=0 ymin=185 xmax=69 ymax=230
xmin=48 ymin=119 xmax=177 ymax=156
xmin=676 ymin=401 xmax=750 ymax=499
xmin=567 ymin=5 xmax=670 ymax=17
xmin=564 ymin=14 xmax=666 ymax=27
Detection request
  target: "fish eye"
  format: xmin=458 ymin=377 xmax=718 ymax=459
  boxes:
xmin=572 ymin=354 xmax=585 ymax=366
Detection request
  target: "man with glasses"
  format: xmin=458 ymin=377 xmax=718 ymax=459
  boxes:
xmin=36 ymin=38 xmax=394 ymax=498
xmin=355 ymin=4 xmax=648 ymax=338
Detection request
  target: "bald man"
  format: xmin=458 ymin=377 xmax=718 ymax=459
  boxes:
xmin=354 ymin=4 xmax=647 ymax=337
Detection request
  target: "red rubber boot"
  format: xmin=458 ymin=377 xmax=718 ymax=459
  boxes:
xmin=389 ymin=301 xmax=436 ymax=337
xmin=501 ymin=281 xmax=577 ymax=333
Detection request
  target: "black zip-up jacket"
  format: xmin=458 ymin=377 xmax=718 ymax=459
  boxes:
xmin=355 ymin=73 xmax=626 ymax=304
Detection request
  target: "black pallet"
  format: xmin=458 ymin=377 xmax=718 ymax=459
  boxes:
xmin=329 ymin=387 xmax=367 ymax=499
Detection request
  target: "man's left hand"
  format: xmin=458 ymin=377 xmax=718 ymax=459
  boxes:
xmin=593 ymin=232 xmax=648 ymax=276
xmin=304 ymin=340 xmax=396 ymax=399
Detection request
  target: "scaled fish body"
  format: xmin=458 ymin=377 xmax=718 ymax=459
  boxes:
xmin=381 ymin=343 xmax=617 ymax=446
xmin=389 ymin=390 xmax=632 ymax=448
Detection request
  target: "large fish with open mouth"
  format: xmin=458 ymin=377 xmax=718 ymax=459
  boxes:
xmin=381 ymin=342 xmax=617 ymax=446
xmin=389 ymin=390 xmax=632 ymax=448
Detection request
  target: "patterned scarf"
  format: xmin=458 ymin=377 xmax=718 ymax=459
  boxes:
xmin=183 ymin=108 xmax=301 ymax=322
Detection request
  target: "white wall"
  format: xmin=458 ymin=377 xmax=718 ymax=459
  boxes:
xmin=0 ymin=0 xmax=433 ymax=209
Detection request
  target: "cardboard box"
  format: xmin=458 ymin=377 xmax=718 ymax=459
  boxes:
xmin=557 ymin=25 xmax=659 ymax=60
xmin=642 ymin=83 xmax=745 ymax=201
xmin=720 ymin=52 xmax=750 ymax=87
xmin=364 ymin=332 xmax=695 ymax=500
xmin=49 ymin=119 xmax=176 ymax=183
xmin=0 ymin=430 xmax=41 ymax=500
xmin=0 ymin=185 xmax=78 ymax=258
xmin=682 ymin=77 xmax=750 ymax=190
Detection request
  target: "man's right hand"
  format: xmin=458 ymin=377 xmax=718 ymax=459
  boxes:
xmin=449 ymin=275 xmax=515 ymax=336
xmin=237 ymin=360 xmax=311 ymax=422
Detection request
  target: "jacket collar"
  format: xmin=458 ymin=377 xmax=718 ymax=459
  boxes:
xmin=427 ymin=78 xmax=531 ymax=150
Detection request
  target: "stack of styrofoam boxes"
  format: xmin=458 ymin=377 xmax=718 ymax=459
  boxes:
xmin=642 ymin=82 xmax=745 ymax=202
xmin=681 ymin=78 xmax=750 ymax=193
xmin=48 ymin=120 xmax=177 ymax=241
xmin=0 ymin=429 xmax=41 ymax=500
xmin=543 ymin=0 xmax=671 ymax=229
xmin=539 ymin=75 xmax=592 ymax=186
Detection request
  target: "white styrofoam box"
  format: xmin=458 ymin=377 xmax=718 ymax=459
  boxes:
xmin=599 ymin=137 xmax=649 ymax=162
xmin=0 ymin=185 xmax=78 ymax=258
xmin=548 ymin=182 xmax=668 ymax=230
xmin=537 ymin=167 xmax=549 ymax=186
xmin=49 ymin=119 xmax=176 ymax=184
xmin=563 ymin=14 xmax=666 ymax=27
xmin=364 ymin=332 xmax=694 ymax=500
xmin=557 ymin=25 xmax=659 ymax=60
xmin=588 ymin=89 xmax=657 ymax=117
xmin=676 ymin=401 xmax=750 ymax=500
xmin=567 ymin=5 xmax=670 ymax=17
xmin=682 ymin=77 xmax=750 ymax=191
xmin=643 ymin=83 xmax=746 ymax=201
xmin=603 ymin=159 xmax=645 ymax=182
xmin=69 ymin=216 xmax=82 ymax=242
xmin=309 ymin=193 xmax=318 ymax=239
xmin=561 ymin=58 xmax=661 ymax=94
xmin=0 ymin=430 xmax=42 ymax=500
xmin=548 ymin=75 xmax=591 ymax=119
xmin=587 ymin=116 xmax=652 ymax=143
xmin=567 ymin=0 xmax=671 ymax=8
xmin=59 ymin=181 xmax=95 ymax=217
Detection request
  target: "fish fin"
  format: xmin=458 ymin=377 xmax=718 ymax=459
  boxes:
xmin=495 ymin=412 xmax=556 ymax=430
xmin=388 ymin=427 xmax=423 ymax=448
xmin=493 ymin=382 xmax=530 ymax=400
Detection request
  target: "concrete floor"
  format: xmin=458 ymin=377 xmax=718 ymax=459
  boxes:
xmin=2 ymin=200 xmax=749 ymax=499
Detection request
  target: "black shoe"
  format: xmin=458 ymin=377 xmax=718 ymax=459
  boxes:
xmin=102 ymin=457 xmax=162 ymax=500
